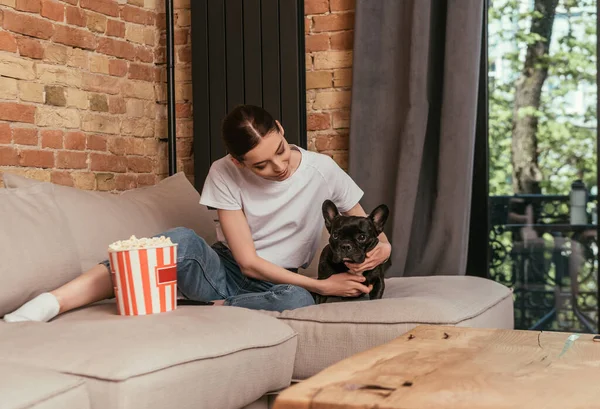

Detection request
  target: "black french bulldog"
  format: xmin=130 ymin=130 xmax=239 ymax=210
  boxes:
xmin=315 ymin=200 xmax=390 ymax=304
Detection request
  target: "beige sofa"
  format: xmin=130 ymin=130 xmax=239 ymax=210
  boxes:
xmin=0 ymin=172 xmax=513 ymax=409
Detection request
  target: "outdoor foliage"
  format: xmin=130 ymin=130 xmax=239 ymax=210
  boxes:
xmin=489 ymin=0 xmax=597 ymax=196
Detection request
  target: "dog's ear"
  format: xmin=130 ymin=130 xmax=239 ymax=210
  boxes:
xmin=369 ymin=204 xmax=389 ymax=234
xmin=322 ymin=200 xmax=339 ymax=232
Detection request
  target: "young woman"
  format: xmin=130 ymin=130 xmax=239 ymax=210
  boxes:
xmin=3 ymin=105 xmax=391 ymax=322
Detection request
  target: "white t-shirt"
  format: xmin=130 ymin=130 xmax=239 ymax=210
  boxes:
xmin=199 ymin=146 xmax=364 ymax=269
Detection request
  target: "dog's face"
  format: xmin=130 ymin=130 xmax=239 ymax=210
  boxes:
xmin=322 ymin=200 xmax=389 ymax=264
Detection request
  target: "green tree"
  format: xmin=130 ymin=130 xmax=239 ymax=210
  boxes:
xmin=489 ymin=0 xmax=597 ymax=196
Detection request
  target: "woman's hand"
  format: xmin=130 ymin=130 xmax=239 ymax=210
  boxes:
xmin=345 ymin=242 xmax=391 ymax=274
xmin=317 ymin=273 xmax=373 ymax=297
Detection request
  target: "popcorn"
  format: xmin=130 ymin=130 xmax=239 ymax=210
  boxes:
xmin=108 ymin=235 xmax=174 ymax=251
xmin=108 ymin=235 xmax=178 ymax=316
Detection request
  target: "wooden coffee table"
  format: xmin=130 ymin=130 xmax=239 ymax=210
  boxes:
xmin=273 ymin=325 xmax=600 ymax=408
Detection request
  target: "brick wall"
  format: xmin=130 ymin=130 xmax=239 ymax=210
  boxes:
xmin=305 ymin=0 xmax=354 ymax=170
xmin=0 ymin=0 xmax=173 ymax=190
xmin=0 ymin=0 xmax=354 ymax=190
xmin=156 ymin=0 xmax=193 ymax=185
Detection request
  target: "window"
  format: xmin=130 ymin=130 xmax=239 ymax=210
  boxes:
xmin=480 ymin=0 xmax=598 ymax=332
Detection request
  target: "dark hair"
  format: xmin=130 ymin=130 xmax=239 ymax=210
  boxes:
xmin=221 ymin=105 xmax=279 ymax=161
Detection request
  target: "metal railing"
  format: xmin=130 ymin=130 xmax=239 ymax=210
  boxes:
xmin=489 ymin=194 xmax=598 ymax=332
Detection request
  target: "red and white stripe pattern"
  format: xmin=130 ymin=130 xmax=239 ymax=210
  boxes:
xmin=109 ymin=245 xmax=178 ymax=316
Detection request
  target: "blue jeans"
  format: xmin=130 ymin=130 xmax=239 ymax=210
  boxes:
xmin=100 ymin=227 xmax=315 ymax=312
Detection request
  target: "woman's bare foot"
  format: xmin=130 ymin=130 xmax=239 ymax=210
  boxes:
xmin=212 ymin=300 xmax=226 ymax=306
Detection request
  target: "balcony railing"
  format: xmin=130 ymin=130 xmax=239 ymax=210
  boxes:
xmin=489 ymin=194 xmax=598 ymax=333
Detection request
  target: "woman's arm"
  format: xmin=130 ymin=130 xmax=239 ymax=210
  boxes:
xmin=218 ymin=209 xmax=372 ymax=297
xmin=342 ymin=203 xmax=392 ymax=273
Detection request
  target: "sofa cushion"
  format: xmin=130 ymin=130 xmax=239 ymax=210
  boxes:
xmin=0 ymin=305 xmax=297 ymax=409
xmin=0 ymin=362 xmax=90 ymax=409
xmin=0 ymin=363 xmax=89 ymax=409
xmin=0 ymin=184 xmax=80 ymax=317
xmin=3 ymin=172 xmax=217 ymax=272
xmin=262 ymin=276 xmax=513 ymax=380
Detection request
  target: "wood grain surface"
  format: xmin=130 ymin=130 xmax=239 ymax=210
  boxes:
xmin=273 ymin=325 xmax=600 ymax=409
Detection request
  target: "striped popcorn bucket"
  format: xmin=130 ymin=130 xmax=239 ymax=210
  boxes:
xmin=108 ymin=244 xmax=178 ymax=316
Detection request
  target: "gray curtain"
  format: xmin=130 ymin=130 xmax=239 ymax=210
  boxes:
xmin=349 ymin=0 xmax=483 ymax=277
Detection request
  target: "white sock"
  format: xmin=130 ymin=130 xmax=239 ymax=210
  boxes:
xmin=3 ymin=293 xmax=60 ymax=323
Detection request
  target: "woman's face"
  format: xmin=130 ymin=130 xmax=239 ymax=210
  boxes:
xmin=239 ymin=124 xmax=293 ymax=181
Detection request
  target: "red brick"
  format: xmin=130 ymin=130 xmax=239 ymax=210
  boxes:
xmin=0 ymin=146 xmax=19 ymax=166
xmin=178 ymin=45 xmax=191 ymax=63
xmin=62 ymin=0 xmax=79 ymax=4
xmin=155 ymin=66 xmax=164 ymax=83
xmin=331 ymin=151 xmax=348 ymax=169
xmin=333 ymin=68 xmax=352 ymax=87
xmin=0 ymin=123 xmax=11 ymax=144
xmin=115 ymin=173 xmax=137 ymax=190
xmin=12 ymin=127 xmax=38 ymax=145
xmin=51 ymin=170 xmax=74 ymax=186
xmin=176 ymin=138 xmax=192 ymax=157
xmin=308 ymin=113 xmax=331 ymax=131
xmin=143 ymin=139 xmax=159 ymax=157
xmin=19 ymin=149 xmax=54 ymax=168
xmin=108 ymin=59 xmax=128 ymax=77
xmin=306 ymin=33 xmax=329 ymax=52
xmin=176 ymin=119 xmax=193 ymax=137
xmin=0 ymin=103 xmax=35 ymax=123
xmin=107 ymin=136 xmax=129 ymax=155
xmin=87 ymin=134 xmax=107 ymax=151
xmin=158 ymin=32 xmax=166 ymax=46
xmin=174 ymin=28 xmax=187 ymax=45
xmin=41 ymin=0 xmax=64 ymax=21
xmin=154 ymin=46 xmax=165 ymax=64
xmin=330 ymin=31 xmax=353 ymax=50
xmin=3 ymin=10 xmax=54 ymax=40
xmin=86 ymin=11 xmax=107 ymax=33
xmin=0 ymin=31 xmax=17 ymax=53
xmin=137 ymin=173 xmax=156 ymax=186
xmin=176 ymin=10 xmax=189 ymax=27
xmin=17 ymin=36 xmax=44 ymax=59
xmin=330 ymin=0 xmax=354 ymax=11
xmin=315 ymin=133 xmax=349 ymax=150
xmin=305 ymin=0 xmax=329 ymax=14
xmin=106 ymin=19 xmax=125 ymax=37
xmin=82 ymin=72 xmax=120 ymax=94
xmin=180 ymin=158 xmax=193 ymax=175
xmin=90 ymin=152 xmax=127 ymax=172
xmin=332 ymin=110 xmax=349 ymax=128
xmin=136 ymin=46 xmax=153 ymax=63
xmin=64 ymin=131 xmax=86 ymax=150
xmin=65 ymin=5 xmax=85 ymax=26
xmin=176 ymin=103 xmax=191 ymax=119
xmin=127 ymin=156 xmax=153 ymax=173
xmin=97 ymin=37 xmax=135 ymax=60
xmin=56 ymin=150 xmax=87 ymax=169
xmin=54 ymin=25 xmax=96 ymax=49
xmin=108 ymin=96 xmax=126 ymax=114
xmin=121 ymin=5 xmax=154 ymax=25
xmin=41 ymin=130 xmax=63 ymax=148
xmin=80 ymin=0 xmax=119 ymax=17
xmin=89 ymin=93 xmax=108 ymax=112
xmin=16 ymin=0 xmax=40 ymax=13
xmin=128 ymin=63 xmax=154 ymax=81
xmin=155 ymin=12 xmax=165 ymax=30
xmin=313 ymin=13 xmax=354 ymax=32
xmin=305 ymin=17 xmax=310 ymax=34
